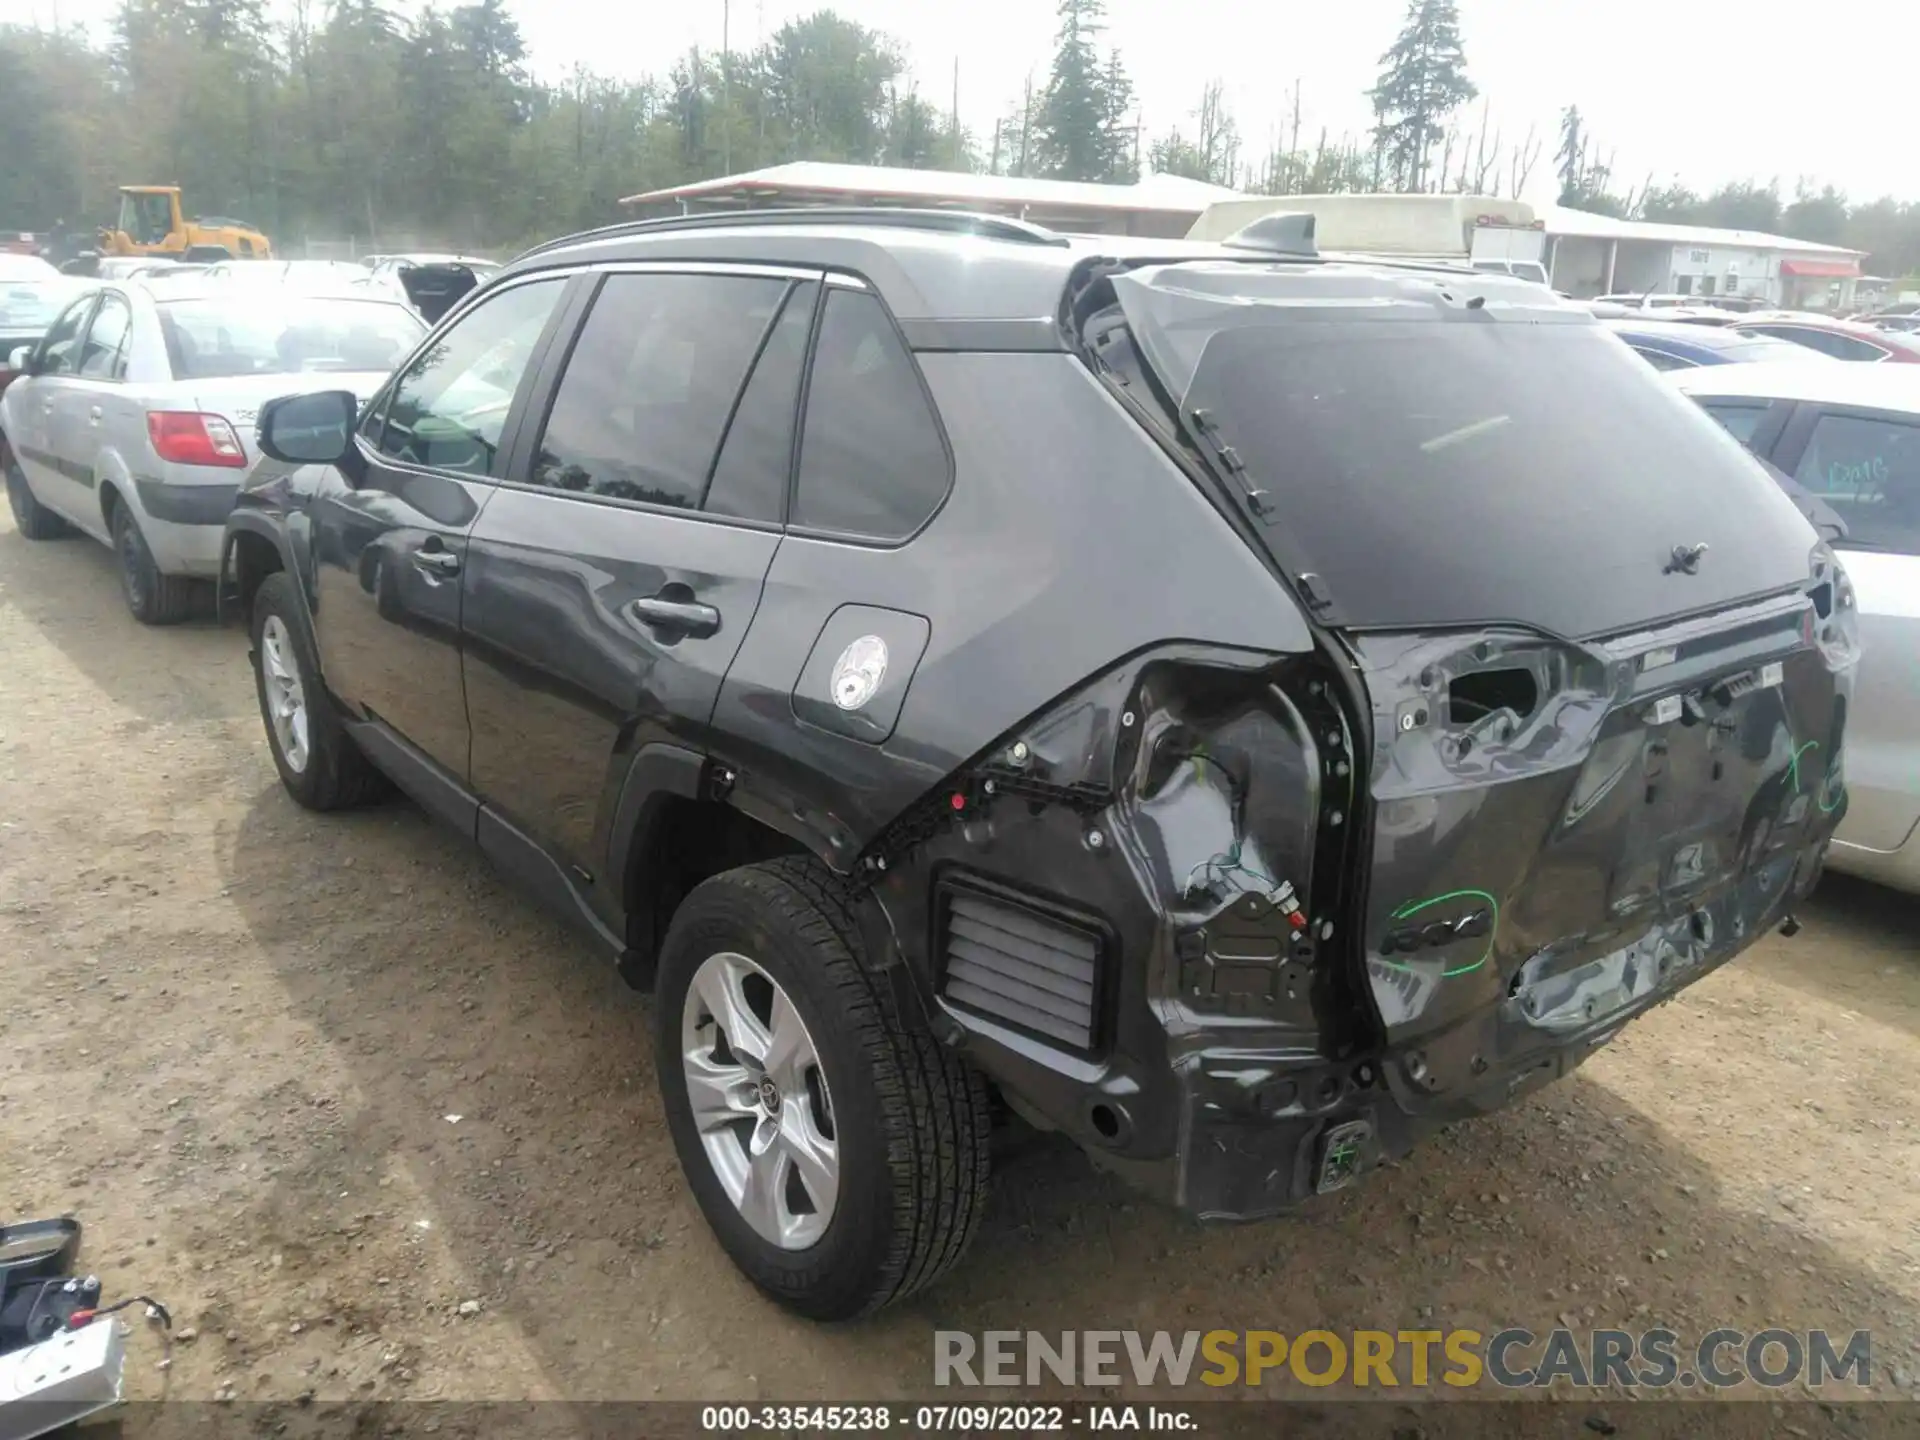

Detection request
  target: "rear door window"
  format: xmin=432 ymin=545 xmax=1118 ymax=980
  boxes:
xmin=791 ymin=287 xmax=950 ymax=541
xmin=704 ymin=281 xmax=817 ymax=524
xmin=1792 ymin=412 xmax=1920 ymax=555
xmin=529 ymin=271 xmax=788 ymax=510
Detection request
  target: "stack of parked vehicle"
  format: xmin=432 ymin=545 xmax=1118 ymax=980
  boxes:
xmin=0 ymin=211 xmax=1895 ymax=1327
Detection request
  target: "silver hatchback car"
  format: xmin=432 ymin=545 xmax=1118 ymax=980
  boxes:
xmin=1672 ymin=361 xmax=1920 ymax=893
xmin=1 ymin=282 xmax=422 ymax=622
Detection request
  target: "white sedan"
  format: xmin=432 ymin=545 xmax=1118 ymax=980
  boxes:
xmin=1671 ymin=361 xmax=1920 ymax=893
xmin=1 ymin=281 xmax=423 ymax=623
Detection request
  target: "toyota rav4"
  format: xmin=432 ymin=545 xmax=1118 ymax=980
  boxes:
xmin=220 ymin=208 xmax=1855 ymax=1321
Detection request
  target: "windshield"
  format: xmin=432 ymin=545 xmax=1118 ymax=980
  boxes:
xmin=1110 ymin=265 xmax=1817 ymax=637
xmin=118 ymin=191 xmax=175 ymax=246
xmin=158 ymin=296 xmax=424 ymax=379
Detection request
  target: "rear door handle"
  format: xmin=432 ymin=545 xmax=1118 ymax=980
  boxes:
xmin=410 ymin=546 xmax=461 ymax=577
xmin=627 ymin=595 xmax=721 ymax=640
xmin=88 ymin=406 xmax=102 ymax=424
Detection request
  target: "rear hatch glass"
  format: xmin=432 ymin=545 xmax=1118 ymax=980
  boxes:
xmin=1111 ymin=263 xmax=1818 ymax=640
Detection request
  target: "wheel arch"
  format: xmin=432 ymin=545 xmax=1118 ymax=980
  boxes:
xmin=219 ymin=514 xmax=295 ymax=627
xmin=608 ymin=744 xmax=826 ymax=989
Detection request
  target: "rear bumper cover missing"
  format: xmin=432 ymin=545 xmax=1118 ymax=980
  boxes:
xmin=1153 ymin=839 xmax=1825 ymax=1222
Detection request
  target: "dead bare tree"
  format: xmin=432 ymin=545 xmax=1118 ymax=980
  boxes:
xmin=1471 ymin=119 xmax=1500 ymax=194
xmin=1509 ymin=121 xmax=1543 ymax=197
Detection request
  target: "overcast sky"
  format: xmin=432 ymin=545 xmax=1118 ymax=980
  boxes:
xmin=8 ymin=0 xmax=1914 ymax=205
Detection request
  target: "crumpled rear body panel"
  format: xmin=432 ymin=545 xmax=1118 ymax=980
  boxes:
xmin=1352 ymin=588 xmax=1849 ymax=1082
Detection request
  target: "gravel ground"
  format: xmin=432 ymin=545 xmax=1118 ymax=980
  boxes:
xmin=1 ymin=511 xmax=1917 ymax=1419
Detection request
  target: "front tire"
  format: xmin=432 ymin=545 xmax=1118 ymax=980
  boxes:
xmin=249 ymin=571 xmax=390 ymax=811
xmin=112 ymin=502 xmax=197 ymax=624
xmin=655 ymin=858 xmax=992 ymax=1320
xmin=4 ymin=439 xmax=73 ymax=540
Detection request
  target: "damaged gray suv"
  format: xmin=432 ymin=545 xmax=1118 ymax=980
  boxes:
xmin=221 ymin=208 xmax=1856 ymax=1320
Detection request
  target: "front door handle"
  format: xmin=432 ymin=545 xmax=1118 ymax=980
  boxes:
xmin=88 ymin=405 xmax=102 ymax=424
xmin=627 ymin=594 xmax=721 ymax=640
xmin=410 ymin=545 xmax=461 ymax=577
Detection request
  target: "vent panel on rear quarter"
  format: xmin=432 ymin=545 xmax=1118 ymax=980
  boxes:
xmin=938 ymin=885 xmax=1105 ymax=1052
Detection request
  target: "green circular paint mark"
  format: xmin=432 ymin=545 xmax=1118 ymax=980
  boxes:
xmin=1374 ymin=888 xmax=1500 ymax=978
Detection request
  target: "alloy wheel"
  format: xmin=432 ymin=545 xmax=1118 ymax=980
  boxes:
xmin=259 ymin=615 xmax=311 ymax=773
xmin=680 ymin=950 xmax=839 ymax=1250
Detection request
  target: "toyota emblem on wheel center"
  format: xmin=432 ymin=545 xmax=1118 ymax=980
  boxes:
xmin=830 ymin=635 xmax=889 ymax=711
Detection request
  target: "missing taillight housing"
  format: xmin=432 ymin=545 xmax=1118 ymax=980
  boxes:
xmin=1808 ymin=543 xmax=1859 ymax=670
xmin=147 ymin=411 xmax=246 ymax=468
xmin=1448 ymin=667 xmax=1539 ymax=726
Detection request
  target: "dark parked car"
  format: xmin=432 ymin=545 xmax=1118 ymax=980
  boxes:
xmin=220 ymin=209 xmax=1854 ymax=1320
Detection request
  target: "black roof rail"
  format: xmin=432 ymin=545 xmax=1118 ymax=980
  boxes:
xmin=512 ymin=206 xmax=1071 ymax=262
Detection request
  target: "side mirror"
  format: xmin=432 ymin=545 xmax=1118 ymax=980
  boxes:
xmin=257 ymin=389 xmax=357 ymax=468
xmin=8 ymin=345 xmax=34 ymax=376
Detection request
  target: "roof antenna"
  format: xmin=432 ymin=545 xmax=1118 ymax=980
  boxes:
xmin=1222 ymin=212 xmax=1318 ymax=258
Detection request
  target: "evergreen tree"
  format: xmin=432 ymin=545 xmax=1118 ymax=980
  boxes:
xmin=1368 ymin=0 xmax=1476 ymax=194
xmin=1098 ymin=51 xmax=1136 ymax=182
xmin=1034 ymin=0 xmax=1112 ymax=181
xmin=1555 ymin=104 xmax=1585 ymax=201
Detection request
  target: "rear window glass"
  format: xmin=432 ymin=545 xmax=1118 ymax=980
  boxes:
xmin=1116 ymin=273 xmax=1815 ymax=637
xmin=158 ymin=297 xmax=424 ymax=379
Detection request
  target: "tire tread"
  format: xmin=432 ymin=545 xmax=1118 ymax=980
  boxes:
xmin=668 ymin=857 xmax=991 ymax=1318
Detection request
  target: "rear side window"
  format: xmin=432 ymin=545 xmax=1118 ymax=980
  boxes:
xmin=531 ymin=271 xmax=787 ymax=509
xmin=1792 ymin=412 xmax=1920 ymax=555
xmin=792 ymin=288 xmax=949 ymax=541
xmin=1700 ymin=401 xmax=1771 ymax=445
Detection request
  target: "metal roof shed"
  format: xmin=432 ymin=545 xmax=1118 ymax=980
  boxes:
xmin=619 ymin=163 xmax=1244 ymax=238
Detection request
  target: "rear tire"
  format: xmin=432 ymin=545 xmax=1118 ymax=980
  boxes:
xmin=112 ymin=502 xmax=197 ymax=624
xmin=249 ymin=571 xmax=390 ymax=811
xmin=4 ymin=439 xmax=73 ymax=540
xmin=654 ymin=857 xmax=992 ymax=1320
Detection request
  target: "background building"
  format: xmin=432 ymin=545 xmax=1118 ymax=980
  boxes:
xmin=1542 ymin=205 xmax=1866 ymax=308
xmin=621 ymin=162 xmax=1240 ymax=239
xmin=621 ymin=164 xmax=1869 ymax=309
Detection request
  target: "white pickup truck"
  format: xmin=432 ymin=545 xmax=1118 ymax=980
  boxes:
xmin=1187 ymin=193 xmax=1551 ymax=286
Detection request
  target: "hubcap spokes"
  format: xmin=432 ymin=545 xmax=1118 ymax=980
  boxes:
xmin=681 ymin=951 xmax=838 ymax=1250
xmin=260 ymin=616 xmax=310 ymax=773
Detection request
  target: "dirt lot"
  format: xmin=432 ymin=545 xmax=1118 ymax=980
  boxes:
xmin=2 ymin=510 xmax=1918 ymax=1417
